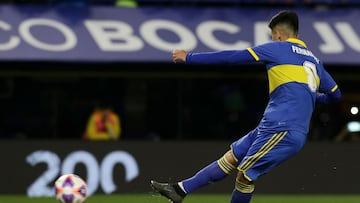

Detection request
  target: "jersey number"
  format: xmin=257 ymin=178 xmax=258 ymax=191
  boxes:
xmin=303 ymin=61 xmax=318 ymax=92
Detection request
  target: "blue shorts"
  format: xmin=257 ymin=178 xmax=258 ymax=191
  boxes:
xmin=231 ymin=128 xmax=306 ymax=181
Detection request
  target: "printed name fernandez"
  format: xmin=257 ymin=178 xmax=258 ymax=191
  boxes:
xmin=292 ymin=45 xmax=320 ymax=64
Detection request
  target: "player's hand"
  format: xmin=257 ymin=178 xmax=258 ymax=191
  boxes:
xmin=172 ymin=49 xmax=188 ymax=63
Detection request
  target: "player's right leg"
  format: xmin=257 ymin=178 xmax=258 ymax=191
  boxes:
xmin=230 ymin=130 xmax=307 ymax=203
xmin=230 ymin=171 xmax=255 ymax=203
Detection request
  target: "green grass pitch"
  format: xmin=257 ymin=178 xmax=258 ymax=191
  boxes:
xmin=1 ymin=194 xmax=360 ymax=203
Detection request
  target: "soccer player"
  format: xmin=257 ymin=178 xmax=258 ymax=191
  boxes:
xmin=150 ymin=10 xmax=342 ymax=203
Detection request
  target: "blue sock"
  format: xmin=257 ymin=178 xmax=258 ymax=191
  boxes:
xmin=230 ymin=181 xmax=254 ymax=203
xmin=181 ymin=161 xmax=229 ymax=193
xmin=230 ymin=189 xmax=253 ymax=203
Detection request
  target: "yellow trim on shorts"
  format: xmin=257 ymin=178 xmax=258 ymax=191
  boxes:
xmin=238 ymin=131 xmax=288 ymax=177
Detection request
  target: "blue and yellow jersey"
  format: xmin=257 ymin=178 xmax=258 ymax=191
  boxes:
xmin=186 ymin=38 xmax=340 ymax=134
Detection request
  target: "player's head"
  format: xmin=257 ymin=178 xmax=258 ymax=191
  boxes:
xmin=268 ymin=10 xmax=299 ymax=41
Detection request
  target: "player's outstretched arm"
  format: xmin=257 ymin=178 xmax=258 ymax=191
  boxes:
xmin=172 ymin=49 xmax=188 ymax=63
xmin=172 ymin=49 xmax=255 ymax=65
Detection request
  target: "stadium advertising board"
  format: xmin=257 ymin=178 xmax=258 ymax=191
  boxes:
xmin=0 ymin=140 xmax=236 ymax=196
xmin=0 ymin=140 xmax=359 ymax=196
xmin=0 ymin=5 xmax=359 ymax=64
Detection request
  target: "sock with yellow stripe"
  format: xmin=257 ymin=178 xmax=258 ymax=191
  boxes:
xmin=230 ymin=180 xmax=254 ymax=203
xmin=181 ymin=156 xmax=236 ymax=193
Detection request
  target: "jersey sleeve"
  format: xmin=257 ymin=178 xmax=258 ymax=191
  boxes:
xmin=186 ymin=49 xmax=255 ymax=64
xmin=247 ymin=42 xmax=279 ymax=62
xmin=316 ymin=68 xmax=342 ymax=103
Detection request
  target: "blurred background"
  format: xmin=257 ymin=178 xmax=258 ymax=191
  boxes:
xmin=0 ymin=0 xmax=360 ymax=197
xmin=0 ymin=0 xmax=359 ymax=142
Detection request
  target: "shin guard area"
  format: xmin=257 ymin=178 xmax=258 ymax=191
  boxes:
xmin=235 ymin=180 xmax=255 ymax=193
xmin=217 ymin=155 xmax=236 ymax=174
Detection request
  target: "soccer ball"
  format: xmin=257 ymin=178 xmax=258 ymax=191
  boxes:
xmin=55 ymin=174 xmax=88 ymax=203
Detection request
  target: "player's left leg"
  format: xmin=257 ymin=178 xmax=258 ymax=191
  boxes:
xmin=150 ymin=130 xmax=256 ymax=202
xmin=150 ymin=149 xmax=238 ymax=202
xmin=150 ymin=180 xmax=186 ymax=203
xmin=180 ymin=149 xmax=237 ymax=193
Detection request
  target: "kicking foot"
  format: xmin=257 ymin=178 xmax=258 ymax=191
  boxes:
xmin=150 ymin=180 xmax=186 ymax=203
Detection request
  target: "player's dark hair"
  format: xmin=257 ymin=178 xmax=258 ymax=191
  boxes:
xmin=268 ymin=10 xmax=298 ymax=34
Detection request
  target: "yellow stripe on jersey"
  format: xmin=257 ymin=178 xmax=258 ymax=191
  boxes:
xmin=247 ymin=48 xmax=259 ymax=61
xmin=238 ymin=131 xmax=287 ymax=178
xmin=331 ymin=85 xmax=338 ymax=92
xmin=268 ymin=64 xmax=319 ymax=93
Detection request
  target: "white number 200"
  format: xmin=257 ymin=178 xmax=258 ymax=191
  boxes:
xmin=26 ymin=150 xmax=139 ymax=197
